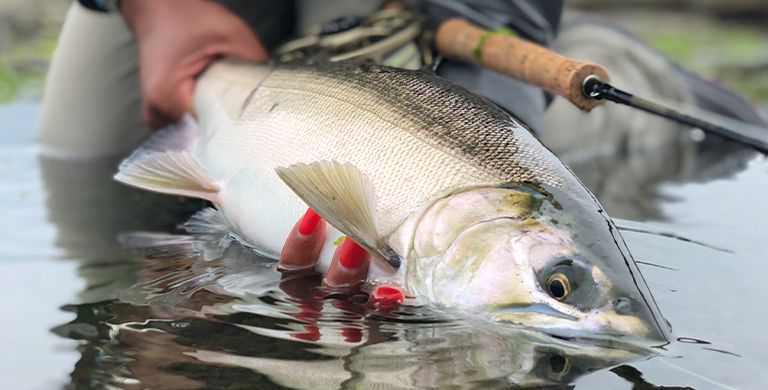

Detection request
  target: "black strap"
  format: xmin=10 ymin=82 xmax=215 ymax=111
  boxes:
xmin=78 ymin=0 xmax=119 ymax=13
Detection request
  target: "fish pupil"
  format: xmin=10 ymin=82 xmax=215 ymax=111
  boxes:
xmin=549 ymin=279 xmax=566 ymax=298
xmin=549 ymin=354 xmax=569 ymax=376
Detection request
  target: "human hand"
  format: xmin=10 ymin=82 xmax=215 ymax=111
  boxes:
xmin=120 ymin=0 xmax=268 ymax=129
xmin=280 ymin=208 xmax=369 ymax=343
xmin=279 ymin=208 xmax=405 ymax=342
xmin=279 ymin=209 xmax=371 ymax=287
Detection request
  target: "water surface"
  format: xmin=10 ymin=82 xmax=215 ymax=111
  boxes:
xmin=2 ymin=6 xmax=768 ymax=388
xmin=2 ymin=96 xmax=767 ymax=389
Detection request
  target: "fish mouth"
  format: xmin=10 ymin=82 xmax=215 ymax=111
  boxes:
xmin=492 ymin=303 xmax=576 ymax=321
xmin=490 ymin=303 xmax=655 ymax=340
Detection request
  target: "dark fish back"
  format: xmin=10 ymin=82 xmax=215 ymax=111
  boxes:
xmin=304 ymin=61 xmax=571 ymax=188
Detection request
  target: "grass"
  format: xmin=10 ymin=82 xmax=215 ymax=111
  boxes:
xmin=0 ymin=37 xmax=57 ymax=103
xmin=645 ymin=26 xmax=768 ymax=103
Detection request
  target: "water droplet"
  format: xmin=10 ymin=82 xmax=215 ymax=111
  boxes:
xmin=689 ymin=128 xmax=706 ymax=142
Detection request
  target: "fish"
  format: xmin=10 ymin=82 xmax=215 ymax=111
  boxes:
xmin=115 ymin=60 xmax=670 ymax=341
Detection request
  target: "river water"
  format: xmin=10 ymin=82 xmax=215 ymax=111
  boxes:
xmin=2 ymin=9 xmax=768 ymax=390
xmin=3 ymin=95 xmax=768 ymax=390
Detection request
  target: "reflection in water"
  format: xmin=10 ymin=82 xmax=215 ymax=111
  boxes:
xmin=610 ymin=365 xmax=694 ymax=390
xmin=53 ymin=237 xmax=652 ymax=389
xmin=38 ymin=155 xmax=205 ymax=303
xmin=540 ymin=15 xmax=763 ymax=221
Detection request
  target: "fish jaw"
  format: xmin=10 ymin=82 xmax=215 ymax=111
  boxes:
xmin=403 ymin=185 xmax=670 ymax=342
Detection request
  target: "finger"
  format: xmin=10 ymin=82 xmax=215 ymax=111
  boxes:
xmin=279 ymin=208 xmax=326 ymax=271
xmin=369 ymin=285 xmax=405 ymax=310
xmin=141 ymin=70 xmax=186 ymax=129
xmin=145 ymin=53 xmax=214 ymax=128
xmin=323 ymin=237 xmax=370 ymax=288
xmin=144 ymin=37 xmax=267 ymax=129
xmin=143 ymin=102 xmax=177 ymax=130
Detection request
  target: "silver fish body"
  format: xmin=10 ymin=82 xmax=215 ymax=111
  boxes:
xmin=116 ymin=60 xmax=669 ymax=341
xmin=193 ymin=61 xmax=566 ymax=250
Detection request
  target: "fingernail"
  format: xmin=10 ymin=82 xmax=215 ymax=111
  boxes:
xmin=339 ymin=238 xmax=367 ymax=269
xmin=298 ymin=208 xmax=322 ymax=235
xmin=372 ymin=285 xmax=405 ymax=304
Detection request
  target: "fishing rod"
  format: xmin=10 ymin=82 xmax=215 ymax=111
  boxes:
xmin=435 ymin=18 xmax=768 ymax=154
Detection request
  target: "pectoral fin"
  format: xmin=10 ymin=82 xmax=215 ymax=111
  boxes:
xmin=114 ymin=115 xmax=221 ymax=202
xmin=275 ymin=161 xmax=401 ymax=269
xmin=114 ymin=151 xmax=221 ymax=202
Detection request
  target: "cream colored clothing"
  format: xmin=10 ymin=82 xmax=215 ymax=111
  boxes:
xmin=39 ymin=1 xmax=379 ymax=159
xmin=39 ymin=4 xmax=148 ymax=158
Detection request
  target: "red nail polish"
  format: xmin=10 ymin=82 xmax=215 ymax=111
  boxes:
xmin=341 ymin=327 xmax=362 ymax=343
xmin=372 ymin=285 xmax=404 ymax=304
xmin=293 ymin=325 xmax=320 ymax=342
xmin=339 ymin=238 xmax=367 ymax=269
xmin=298 ymin=208 xmax=322 ymax=235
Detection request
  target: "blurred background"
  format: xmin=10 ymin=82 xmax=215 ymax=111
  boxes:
xmin=0 ymin=0 xmax=68 ymax=103
xmin=1 ymin=0 xmax=767 ymax=104
xmin=1 ymin=1 xmax=767 ymax=389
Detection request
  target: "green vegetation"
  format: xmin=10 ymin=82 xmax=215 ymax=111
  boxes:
xmin=0 ymin=37 xmax=57 ymax=102
xmin=0 ymin=7 xmax=765 ymax=105
xmin=645 ymin=27 xmax=768 ymax=103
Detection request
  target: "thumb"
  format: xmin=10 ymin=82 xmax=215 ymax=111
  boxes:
xmin=175 ymin=33 xmax=268 ymax=117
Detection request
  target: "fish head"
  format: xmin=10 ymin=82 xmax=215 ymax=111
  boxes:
xmin=405 ymin=184 xmax=669 ymax=342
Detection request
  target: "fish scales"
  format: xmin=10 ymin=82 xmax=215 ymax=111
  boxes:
xmin=196 ymin=61 xmax=571 ymax=239
xmin=275 ymin=62 xmax=567 ymax=187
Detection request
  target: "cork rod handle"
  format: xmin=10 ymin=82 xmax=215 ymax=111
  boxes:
xmin=435 ymin=18 xmax=610 ymax=111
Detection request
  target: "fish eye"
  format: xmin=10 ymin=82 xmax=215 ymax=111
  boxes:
xmin=546 ymin=273 xmax=571 ymax=300
xmin=533 ymin=351 xmax=573 ymax=381
xmin=548 ymin=353 xmax=571 ymax=378
xmin=537 ymin=258 xmax=596 ymax=307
